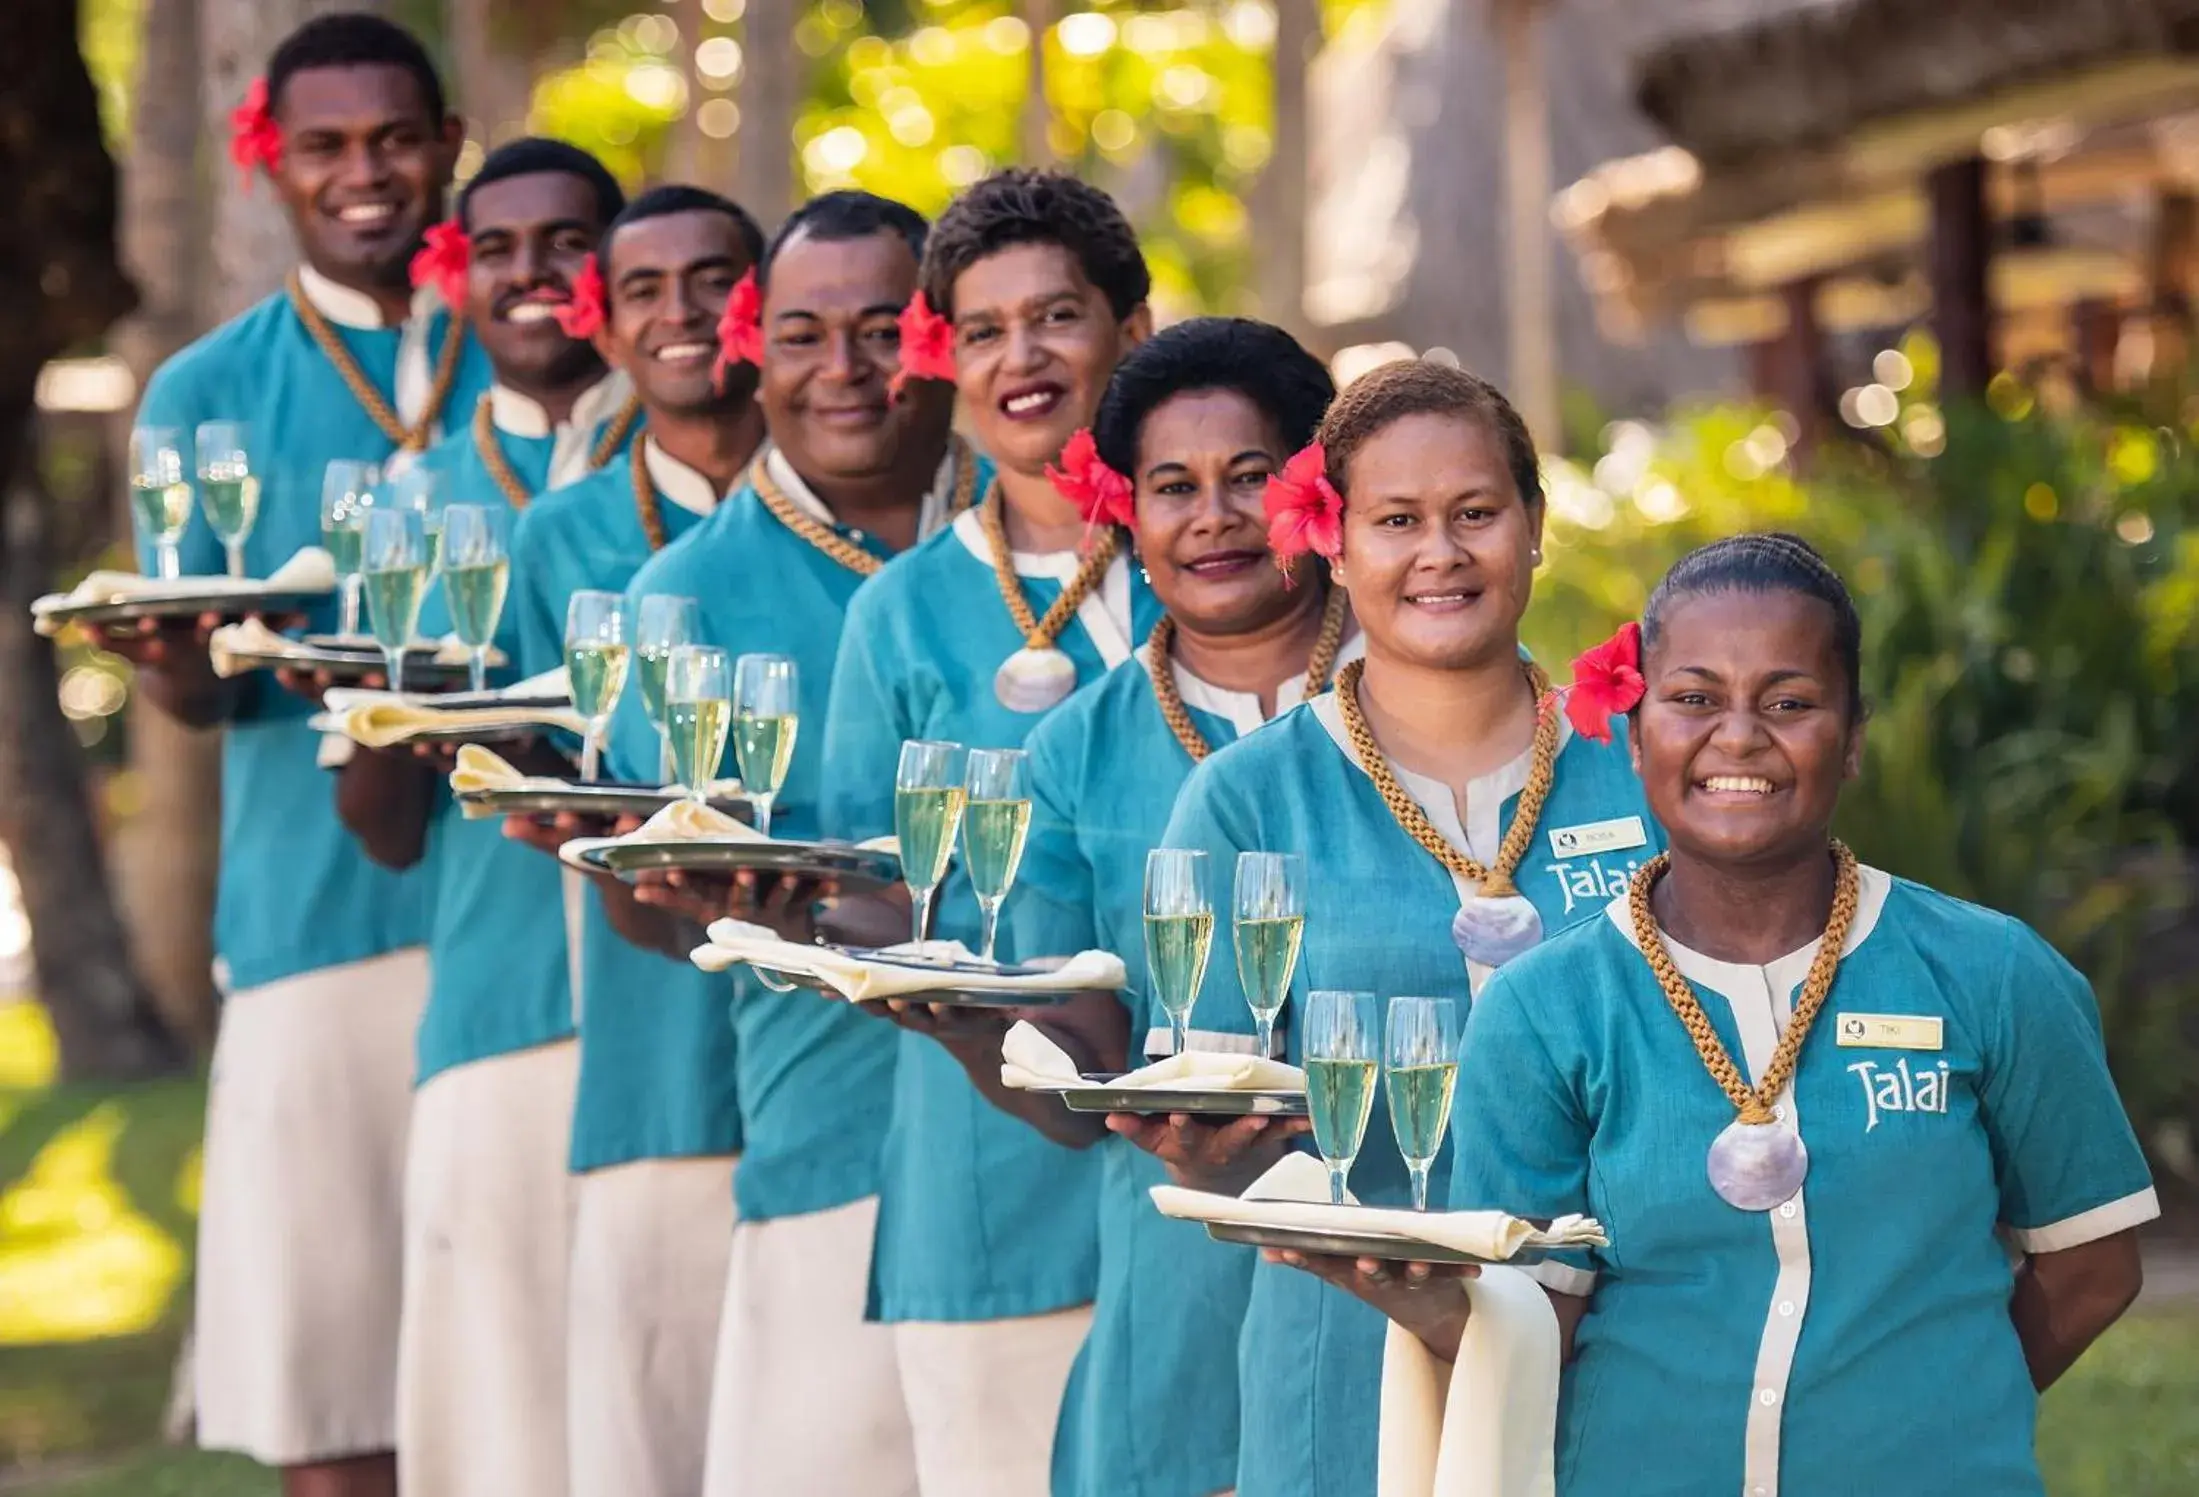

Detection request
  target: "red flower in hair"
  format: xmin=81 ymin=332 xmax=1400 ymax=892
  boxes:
xmin=1564 ymin=621 xmax=1645 ymax=742
xmin=228 ymin=77 xmax=283 ymax=189
xmin=554 ymin=254 xmax=607 ymax=339
xmin=714 ymin=269 xmax=764 ymax=388
xmin=889 ymin=290 xmax=957 ymax=398
xmin=1263 ymin=443 xmax=1344 ymax=574
xmin=1046 ymin=429 xmax=1134 ymax=541
xmin=409 ymin=218 xmax=472 ymax=311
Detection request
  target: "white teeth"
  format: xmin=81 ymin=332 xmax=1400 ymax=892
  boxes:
xmin=337 ymin=204 xmax=394 ymax=223
xmin=1406 ymin=592 xmax=1469 ymax=603
xmin=655 ymin=342 xmax=712 ymax=362
xmin=1005 ymin=392 xmax=1054 ymax=414
xmin=1701 ymin=775 xmax=1776 ymax=794
xmin=506 ymin=303 xmax=559 ymax=324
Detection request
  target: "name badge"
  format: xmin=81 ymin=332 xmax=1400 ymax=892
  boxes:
xmin=1547 ymin=816 xmax=1648 ymax=859
xmin=1834 ymin=1013 xmax=1944 ymax=1051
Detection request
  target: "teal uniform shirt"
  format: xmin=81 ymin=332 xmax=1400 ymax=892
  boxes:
xmin=602 ymin=446 xmax=985 ymax=1219
xmin=509 ymin=440 xmax=730 ymax=1168
xmin=408 ymin=386 xmax=634 ymax=1084
xmin=1010 ymin=636 xmax=1358 ymax=1497
xmin=821 ymin=506 xmax=1164 ymax=1323
xmin=1448 ymin=869 xmax=2159 ymax=1497
xmin=1159 ymin=701 xmax=1660 ymax=1497
xmin=132 ymin=282 xmax=489 ymax=993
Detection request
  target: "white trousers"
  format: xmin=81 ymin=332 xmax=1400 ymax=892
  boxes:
xmin=568 ymin=1155 xmax=738 ymax=1497
xmin=702 ymin=1194 xmax=917 ymax=1497
xmin=396 ymin=1039 xmax=579 ymax=1497
xmin=894 ymin=1305 xmax=1095 ymax=1497
xmin=193 ymin=949 xmax=426 ymax=1465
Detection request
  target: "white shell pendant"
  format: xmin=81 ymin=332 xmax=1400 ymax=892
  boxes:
xmin=1450 ymin=892 xmax=1544 ymax=968
xmin=994 ymin=646 xmax=1076 ymax=713
xmin=1707 ymin=1119 xmax=1809 ymax=1211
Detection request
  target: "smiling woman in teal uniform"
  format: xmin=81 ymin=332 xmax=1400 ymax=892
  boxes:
xmin=1332 ymin=533 xmax=2155 ymax=1497
xmin=1145 ymin=359 xmax=1660 ymax=1497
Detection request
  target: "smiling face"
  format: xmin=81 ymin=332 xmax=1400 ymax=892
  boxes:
xmin=758 ymin=226 xmax=951 ymax=484
xmin=1331 ymin=411 xmax=1541 ymax=673
xmin=600 ymin=209 xmax=757 ymax=418
xmin=463 ymin=171 xmax=606 ymax=392
xmin=272 ymin=63 xmax=460 ymax=290
xmin=1631 ymin=588 xmax=1863 ymax=870
xmin=950 ymin=242 xmax=1148 ymax=478
xmin=1132 ymin=388 xmax=1304 ymax=638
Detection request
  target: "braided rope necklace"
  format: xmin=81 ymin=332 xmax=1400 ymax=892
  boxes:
xmin=983 ymin=481 xmax=1122 ymax=712
xmin=1148 ymin=587 xmax=1350 ymax=762
xmin=286 ymin=271 xmax=464 ymax=453
xmin=471 ymin=391 xmax=642 ymax=510
xmin=748 ymin=436 xmax=981 ymax=577
xmin=628 ymin=431 xmax=671 ymax=552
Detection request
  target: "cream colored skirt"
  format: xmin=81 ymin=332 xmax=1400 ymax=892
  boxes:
xmin=396 ymin=1038 xmax=579 ymax=1497
xmin=894 ymin=1304 xmax=1095 ymax=1497
xmin=193 ymin=949 xmax=427 ymax=1465
xmin=568 ymin=1155 xmax=738 ymax=1497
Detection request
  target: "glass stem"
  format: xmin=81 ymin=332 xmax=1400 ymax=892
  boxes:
xmin=910 ymin=886 xmax=935 ymax=947
xmin=157 ymin=541 xmax=180 ymax=581
xmin=340 ymin=576 xmax=361 ymax=636
xmin=1170 ymin=1013 xmax=1188 ymax=1058
xmin=657 ymin=730 xmax=673 ymax=787
xmin=580 ymin=723 xmax=603 ymax=784
xmin=384 ymin=647 xmax=404 ymax=698
xmin=1328 ymin=1161 xmax=1349 ymax=1206
xmin=1255 ymin=1012 xmax=1275 ymax=1060
xmin=468 ymin=647 xmax=488 ymax=695
xmin=225 ymin=540 xmax=245 ymax=579
xmin=978 ymin=897 xmax=1001 ymax=963
xmin=752 ymin=792 xmax=773 ymax=838
xmin=1410 ymin=1161 xmax=1432 ymax=1212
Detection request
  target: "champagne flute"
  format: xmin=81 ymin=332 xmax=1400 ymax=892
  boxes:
xmin=389 ymin=467 xmax=446 ymax=579
xmin=962 ymin=748 xmax=1030 ymax=963
xmin=564 ymin=590 xmax=630 ymax=782
xmin=732 ymin=653 xmax=799 ymax=835
xmin=894 ymin=740 xmax=966 ymax=947
xmin=360 ymin=506 xmax=428 ymax=696
xmin=636 ymin=595 xmax=701 ymax=784
xmin=665 ymin=644 xmax=732 ymax=802
xmin=320 ymin=459 xmax=377 ymax=635
xmin=130 ymin=426 xmax=191 ymax=581
xmin=1385 ymin=996 xmax=1461 ymax=1211
xmin=440 ymin=505 xmax=511 ymax=693
xmin=1143 ymin=848 xmax=1214 ymax=1059
xmin=1304 ymin=989 xmax=1380 ymax=1206
xmin=1233 ymin=851 xmax=1305 ymax=1059
xmin=194 ymin=420 xmax=259 ymax=579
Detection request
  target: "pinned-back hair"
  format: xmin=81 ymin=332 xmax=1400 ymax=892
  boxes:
xmin=1315 ymin=359 xmax=1541 ymax=511
xmin=267 ymin=11 xmax=446 ymax=122
xmin=920 ymin=169 xmax=1150 ymax=320
xmin=1642 ymin=532 xmax=1864 ymax=716
xmin=601 ymin=184 xmax=768 ymax=277
xmin=458 ymin=137 xmax=625 ymax=232
xmin=1091 ymin=317 xmax=1334 ymax=479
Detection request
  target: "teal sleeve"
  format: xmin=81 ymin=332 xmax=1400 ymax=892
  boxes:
xmin=819 ymin=591 xmax=904 ymax=843
xmin=1156 ymin=768 xmax=1258 ymax=1044
xmin=1980 ymin=919 xmax=2155 ymax=1240
xmin=506 ymin=510 xmax=564 ymax=681
xmin=1006 ymin=727 xmax=1098 ymax=964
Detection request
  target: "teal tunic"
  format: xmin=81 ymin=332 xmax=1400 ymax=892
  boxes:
xmin=507 ymin=449 xmax=731 ymax=1167
xmin=820 ymin=508 xmax=1163 ymax=1323
xmin=1011 ymin=642 xmax=1342 ymax=1497
xmin=1159 ymin=702 xmax=1660 ymax=1497
xmin=408 ymin=406 xmax=636 ymax=1084
xmin=133 ymin=289 xmax=489 ymax=993
xmin=1448 ymin=870 xmax=2159 ymax=1497
xmin=599 ymin=460 xmax=980 ymax=1220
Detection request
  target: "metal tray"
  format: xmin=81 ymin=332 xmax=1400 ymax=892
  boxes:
xmin=581 ymin=838 xmax=903 ymax=895
xmin=750 ymin=947 xmax=1080 ymax=1008
xmin=43 ymin=587 xmax=330 ymax=629
xmin=1056 ymin=1079 xmax=1307 ymax=1117
xmin=237 ymin=641 xmax=475 ymax=688
xmin=1203 ymin=1218 xmax=1548 ymax=1267
xmin=457 ymin=783 xmax=749 ymax=822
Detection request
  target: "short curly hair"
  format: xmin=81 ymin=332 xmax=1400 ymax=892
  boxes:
xmin=919 ymin=169 xmax=1150 ymax=320
xmin=1316 ymin=360 xmax=1542 ymax=510
xmin=268 ymin=12 xmax=445 ymax=123
xmin=1091 ymin=317 xmax=1334 ymax=479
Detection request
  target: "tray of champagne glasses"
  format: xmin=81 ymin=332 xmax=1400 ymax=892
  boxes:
xmin=576 ymin=838 xmax=904 ymax=896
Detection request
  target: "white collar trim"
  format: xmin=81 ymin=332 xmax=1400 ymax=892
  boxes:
xmin=297 ymin=263 xmax=438 ymax=332
xmin=643 ymin=437 xmax=730 ymax=517
xmin=487 ymin=372 xmax=627 ymax=440
xmin=762 ymin=443 xmax=965 ymax=541
xmin=1599 ymin=862 xmax=1894 ymax=1002
xmin=948 ymin=495 xmax=1136 ymax=670
xmin=1137 ymin=626 xmax=1368 ymax=739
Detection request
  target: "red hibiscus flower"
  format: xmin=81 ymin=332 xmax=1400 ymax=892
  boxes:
xmin=408 ymin=219 xmax=472 ymax=311
xmin=1262 ymin=443 xmax=1344 ymax=575
xmin=1045 ymin=428 xmax=1134 ymax=545
xmin=714 ymin=269 xmax=765 ymax=388
xmin=1564 ymin=621 xmax=1645 ymax=742
xmin=228 ymin=77 xmax=284 ymax=189
xmin=553 ymin=254 xmax=607 ymax=339
xmin=889 ymin=290 xmax=957 ymax=399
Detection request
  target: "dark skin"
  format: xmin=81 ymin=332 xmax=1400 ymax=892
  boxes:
xmin=1294 ymin=588 xmax=2144 ymax=1388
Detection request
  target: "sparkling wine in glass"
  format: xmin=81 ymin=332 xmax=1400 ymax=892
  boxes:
xmin=130 ymin=426 xmax=191 ymax=581
xmin=440 ymin=505 xmax=510 ymax=693
xmin=1233 ymin=851 xmax=1305 ymax=1060
xmin=665 ymin=644 xmax=732 ymax=803
xmin=636 ymin=595 xmax=700 ymax=784
xmin=1385 ymin=996 xmax=1461 ymax=1211
xmin=1143 ymin=848 xmax=1214 ymax=1059
xmin=731 ymin=653 xmax=798 ymax=834
xmin=1305 ymin=989 xmax=1380 ymax=1206
xmin=962 ymin=748 xmax=1030 ymax=963
xmin=320 ymin=460 xmax=377 ymax=635
xmin=894 ymin=740 xmax=966 ymax=947
xmin=360 ymin=506 xmax=428 ymax=695
xmin=194 ymin=420 xmax=259 ymax=579
xmin=389 ymin=467 xmax=447 ymax=579
xmin=564 ymin=590 xmax=630 ymax=782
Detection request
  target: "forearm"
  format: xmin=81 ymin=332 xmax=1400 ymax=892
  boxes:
xmin=136 ymin=662 xmax=242 ymax=729
xmin=598 ymin=873 xmax=702 ymax=960
xmin=336 ymin=750 xmax=435 ymax=869
xmin=2010 ymin=1230 xmax=2143 ymax=1390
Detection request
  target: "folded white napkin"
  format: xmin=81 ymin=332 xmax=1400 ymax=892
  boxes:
xmin=556 ymin=802 xmax=889 ymax=870
xmin=1000 ymin=1021 xmax=1307 ymax=1092
xmin=325 ymin=694 xmax=589 ymax=750
xmin=1149 ymin=1153 xmax=1606 ymax=1262
xmin=690 ymin=921 xmax=1127 ymax=1002
xmin=1378 ymin=1271 xmax=1564 ymax=1497
xmin=33 ymin=548 xmax=337 ymax=634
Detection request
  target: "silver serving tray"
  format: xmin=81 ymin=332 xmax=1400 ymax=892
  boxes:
xmin=1055 ymin=1078 xmax=1308 ymax=1117
xmin=751 ymin=947 xmax=1079 ymax=1008
xmin=581 ymin=838 xmax=903 ymax=895
xmin=241 ymin=641 xmax=475 ymax=687
xmin=457 ymin=783 xmax=749 ymax=821
xmin=1204 ymin=1218 xmax=1549 ymax=1267
xmin=45 ymin=587 xmax=330 ymax=628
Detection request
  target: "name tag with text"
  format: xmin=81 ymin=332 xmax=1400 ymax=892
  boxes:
xmin=1835 ymin=1013 xmax=1944 ymax=1051
xmin=1547 ymin=816 xmax=1649 ymax=859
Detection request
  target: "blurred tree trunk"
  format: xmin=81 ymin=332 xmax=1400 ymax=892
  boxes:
xmin=0 ymin=0 xmax=184 ymax=1079
xmin=447 ymin=0 xmax=532 ymax=146
xmin=1020 ymin=0 xmax=1054 ymax=166
xmin=1253 ymin=0 xmax=1316 ymax=340
xmin=734 ymin=0 xmax=800 ymax=224
xmin=110 ymin=0 xmax=222 ymax=1051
